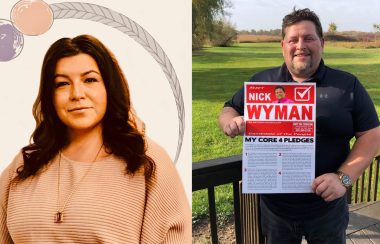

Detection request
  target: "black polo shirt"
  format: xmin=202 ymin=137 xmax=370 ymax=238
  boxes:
xmin=224 ymin=60 xmax=380 ymax=219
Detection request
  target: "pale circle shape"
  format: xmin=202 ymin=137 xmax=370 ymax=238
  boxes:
xmin=0 ymin=19 xmax=24 ymax=62
xmin=11 ymin=0 xmax=53 ymax=36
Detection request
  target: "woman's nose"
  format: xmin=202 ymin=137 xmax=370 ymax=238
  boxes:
xmin=70 ymin=82 xmax=85 ymax=100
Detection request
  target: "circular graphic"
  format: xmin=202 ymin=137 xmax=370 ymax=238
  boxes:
xmin=2 ymin=2 xmax=184 ymax=163
xmin=50 ymin=2 xmax=185 ymax=163
xmin=0 ymin=19 xmax=24 ymax=62
xmin=11 ymin=0 xmax=53 ymax=36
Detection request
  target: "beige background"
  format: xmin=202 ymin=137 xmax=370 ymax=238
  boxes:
xmin=0 ymin=0 xmax=191 ymax=200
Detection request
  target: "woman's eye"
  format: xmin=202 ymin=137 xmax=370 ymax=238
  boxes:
xmin=55 ymin=81 xmax=69 ymax=88
xmin=85 ymin=78 xmax=97 ymax=83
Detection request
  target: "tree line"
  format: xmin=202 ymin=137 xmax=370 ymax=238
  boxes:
xmin=192 ymin=0 xmax=380 ymax=49
xmin=238 ymin=29 xmax=281 ymax=36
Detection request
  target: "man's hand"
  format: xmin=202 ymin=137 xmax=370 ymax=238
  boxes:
xmin=223 ymin=116 xmax=245 ymax=138
xmin=311 ymin=173 xmax=346 ymax=202
xmin=219 ymin=107 xmax=245 ymax=138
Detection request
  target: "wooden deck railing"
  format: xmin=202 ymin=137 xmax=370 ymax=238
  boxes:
xmin=193 ymin=154 xmax=380 ymax=244
xmin=350 ymin=156 xmax=380 ymax=203
xmin=193 ymin=155 xmax=243 ymax=244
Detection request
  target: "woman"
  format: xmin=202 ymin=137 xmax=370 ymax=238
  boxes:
xmin=0 ymin=35 xmax=191 ymax=243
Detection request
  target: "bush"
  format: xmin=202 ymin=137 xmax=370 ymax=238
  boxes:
xmin=324 ymin=34 xmax=357 ymax=42
xmin=210 ymin=19 xmax=237 ymax=47
xmin=192 ymin=34 xmax=205 ymax=50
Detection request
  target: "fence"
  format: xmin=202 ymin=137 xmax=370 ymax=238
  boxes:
xmin=193 ymin=154 xmax=380 ymax=244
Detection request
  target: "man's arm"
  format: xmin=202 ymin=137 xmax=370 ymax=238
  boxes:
xmin=312 ymin=127 xmax=380 ymax=202
xmin=218 ymin=107 xmax=245 ymax=138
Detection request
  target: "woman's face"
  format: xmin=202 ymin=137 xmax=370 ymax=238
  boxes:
xmin=53 ymin=53 xmax=107 ymax=135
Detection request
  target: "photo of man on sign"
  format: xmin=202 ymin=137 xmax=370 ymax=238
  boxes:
xmin=273 ymin=85 xmax=294 ymax=104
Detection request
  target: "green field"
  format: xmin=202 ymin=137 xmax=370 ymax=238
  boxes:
xmin=192 ymin=42 xmax=380 ymax=222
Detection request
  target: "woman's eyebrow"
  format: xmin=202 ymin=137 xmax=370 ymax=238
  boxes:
xmin=54 ymin=74 xmax=69 ymax=79
xmin=81 ymin=70 xmax=100 ymax=76
xmin=54 ymin=70 xmax=100 ymax=79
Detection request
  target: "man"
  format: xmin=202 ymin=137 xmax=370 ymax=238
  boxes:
xmin=273 ymin=85 xmax=294 ymax=103
xmin=219 ymin=8 xmax=380 ymax=244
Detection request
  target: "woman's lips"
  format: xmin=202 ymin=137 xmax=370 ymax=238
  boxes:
xmin=68 ymin=107 xmax=91 ymax=112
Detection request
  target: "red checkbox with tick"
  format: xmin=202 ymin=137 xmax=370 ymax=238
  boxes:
xmin=295 ymin=86 xmax=312 ymax=101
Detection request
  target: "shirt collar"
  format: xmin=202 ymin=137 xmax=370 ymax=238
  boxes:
xmin=280 ymin=59 xmax=326 ymax=83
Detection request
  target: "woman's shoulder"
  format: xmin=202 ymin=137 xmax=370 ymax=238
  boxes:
xmin=141 ymin=139 xmax=191 ymax=243
xmin=145 ymin=137 xmax=175 ymax=170
xmin=0 ymin=151 xmax=24 ymax=182
xmin=141 ymin=138 xmax=191 ymax=243
xmin=0 ymin=151 xmax=24 ymax=207
xmin=144 ymin=137 xmax=180 ymax=183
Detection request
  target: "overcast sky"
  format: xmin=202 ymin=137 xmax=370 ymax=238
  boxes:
xmin=227 ymin=0 xmax=380 ymax=32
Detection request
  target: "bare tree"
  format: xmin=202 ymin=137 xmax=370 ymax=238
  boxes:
xmin=374 ymin=24 xmax=380 ymax=42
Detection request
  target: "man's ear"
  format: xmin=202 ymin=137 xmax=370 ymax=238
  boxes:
xmin=281 ymin=40 xmax=285 ymax=57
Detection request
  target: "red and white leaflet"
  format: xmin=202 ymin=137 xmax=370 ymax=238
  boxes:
xmin=242 ymin=82 xmax=316 ymax=193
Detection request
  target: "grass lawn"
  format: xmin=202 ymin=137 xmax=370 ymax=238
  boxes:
xmin=192 ymin=42 xmax=380 ymax=222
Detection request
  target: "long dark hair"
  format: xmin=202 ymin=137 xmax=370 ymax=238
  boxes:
xmin=15 ymin=34 xmax=155 ymax=181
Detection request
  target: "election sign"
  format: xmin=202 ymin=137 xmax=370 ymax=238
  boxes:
xmin=242 ymin=82 xmax=316 ymax=193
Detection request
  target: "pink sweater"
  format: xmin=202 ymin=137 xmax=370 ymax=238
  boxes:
xmin=0 ymin=139 xmax=191 ymax=243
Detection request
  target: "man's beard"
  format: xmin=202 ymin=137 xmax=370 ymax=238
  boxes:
xmin=291 ymin=58 xmax=313 ymax=76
